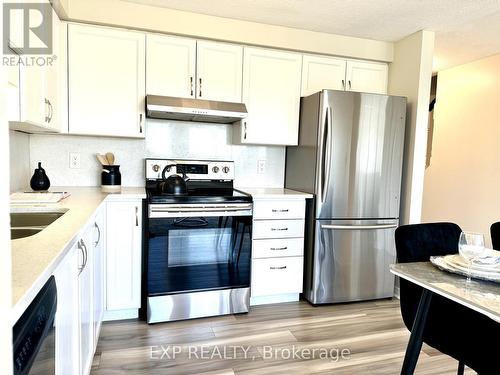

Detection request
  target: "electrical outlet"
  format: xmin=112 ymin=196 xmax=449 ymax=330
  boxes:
xmin=69 ymin=152 xmax=81 ymax=169
xmin=257 ymin=160 xmax=266 ymax=174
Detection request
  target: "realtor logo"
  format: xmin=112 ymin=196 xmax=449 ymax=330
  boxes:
xmin=3 ymin=3 xmax=52 ymax=54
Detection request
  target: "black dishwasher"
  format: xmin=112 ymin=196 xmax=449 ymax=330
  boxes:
xmin=13 ymin=276 xmax=57 ymax=375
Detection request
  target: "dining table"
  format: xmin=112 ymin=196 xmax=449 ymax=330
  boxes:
xmin=390 ymin=261 xmax=500 ymax=375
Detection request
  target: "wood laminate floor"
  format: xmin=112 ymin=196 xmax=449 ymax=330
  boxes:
xmin=91 ymin=299 xmax=474 ymax=374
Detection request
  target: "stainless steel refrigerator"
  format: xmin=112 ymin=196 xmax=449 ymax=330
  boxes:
xmin=285 ymin=90 xmax=407 ymax=304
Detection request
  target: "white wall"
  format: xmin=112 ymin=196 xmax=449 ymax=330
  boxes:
xmin=58 ymin=0 xmax=393 ymax=62
xmin=29 ymin=120 xmax=285 ymax=188
xmin=9 ymin=130 xmax=31 ymax=193
xmin=388 ymin=31 xmax=435 ymax=224
xmin=422 ymin=53 xmax=500 ymax=246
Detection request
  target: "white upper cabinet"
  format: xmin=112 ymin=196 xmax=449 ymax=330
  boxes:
xmin=146 ymin=36 xmax=243 ymax=102
xmin=68 ymin=24 xmax=146 ymax=138
xmin=301 ymin=55 xmax=347 ymax=96
xmin=236 ymin=47 xmax=302 ymax=146
xmin=13 ymin=5 xmax=61 ymax=132
xmin=146 ymin=34 xmax=196 ymax=98
xmin=345 ymin=60 xmax=388 ymax=94
xmin=196 ymin=40 xmax=243 ymax=102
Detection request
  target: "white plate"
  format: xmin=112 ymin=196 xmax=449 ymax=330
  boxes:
xmin=430 ymin=256 xmax=500 ymax=283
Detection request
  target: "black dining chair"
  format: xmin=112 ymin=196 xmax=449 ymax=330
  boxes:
xmin=490 ymin=222 xmax=500 ymax=250
xmin=395 ymin=222 xmax=500 ymax=374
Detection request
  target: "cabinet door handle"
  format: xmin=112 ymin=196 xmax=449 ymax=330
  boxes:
xmin=78 ymin=239 xmax=87 ymax=274
xmin=271 ymin=227 xmax=288 ymax=231
xmin=243 ymin=121 xmax=247 ymax=140
xmin=348 ymin=80 xmax=352 ymax=90
xmin=341 ymin=79 xmax=345 ymax=90
xmin=135 ymin=206 xmax=139 ymax=226
xmin=198 ymin=77 xmax=202 ymax=97
xmin=94 ymin=222 xmax=101 ymax=247
xmin=270 ymin=247 xmax=288 ymax=251
xmin=270 ymin=266 xmax=287 ymax=270
xmin=139 ymin=113 xmax=143 ymax=133
xmin=271 ymin=209 xmax=289 ymax=213
xmin=48 ymin=100 xmax=53 ymax=123
xmin=44 ymin=98 xmax=49 ymax=123
xmin=190 ymin=76 xmax=194 ymax=96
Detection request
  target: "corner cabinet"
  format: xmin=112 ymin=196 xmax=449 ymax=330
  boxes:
xmin=234 ymin=47 xmax=302 ymax=146
xmin=68 ymin=24 xmax=146 ymax=138
xmin=105 ymin=200 xmax=142 ymax=318
xmin=146 ymin=35 xmax=243 ymax=103
xmin=301 ymin=55 xmax=388 ymax=96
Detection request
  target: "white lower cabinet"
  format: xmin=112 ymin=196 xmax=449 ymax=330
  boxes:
xmin=105 ymin=200 xmax=142 ymax=317
xmin=250 ymin=197 xmax=307 ymax=305
xmin=92 ymin=206 xmax=106 ymax=343
xmin=54 ymin=206 xmax=106 ymax=375
xmin=54 ymin=245 xmax=79 ymax=375
xmin=78 ymin=225 xmax=94 ymax=375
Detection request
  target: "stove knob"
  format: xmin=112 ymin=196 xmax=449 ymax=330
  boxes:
xmin=212 ymin=166 xmax=220 ymax=173
xmin=152 ymin=164 xmax=160 ymax=172
xmin=222 ymin=166 xmax=230 ymax=173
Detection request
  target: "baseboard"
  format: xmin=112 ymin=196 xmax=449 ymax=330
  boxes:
xmin=250 ymin=293 xmax=299 ymax=306
xmin=103 ymin=309 xmax=139 ymax=321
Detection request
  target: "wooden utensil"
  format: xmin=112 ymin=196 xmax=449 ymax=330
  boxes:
xmin=105 ymin=152 xmax=115 ymax=165
xmin=96 ymin=154 xmax=108 ymax=165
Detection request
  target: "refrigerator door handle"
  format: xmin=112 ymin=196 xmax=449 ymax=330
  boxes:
xmin=324 ymin=107 xmax=333 ymax=201
xmin=319 ymin=105 xmax=332 ymax=203
xmin=321 ymin=223 xmax=398 ymax=230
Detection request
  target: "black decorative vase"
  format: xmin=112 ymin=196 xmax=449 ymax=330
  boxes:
xmin=101 ymin=165 xmax=121 ymax=193
xmin=30 ymin=162 xmax=51 ymax=191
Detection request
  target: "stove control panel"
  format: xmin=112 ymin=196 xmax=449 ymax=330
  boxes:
xmin=146 ymin=159 xmax=235 ymax=180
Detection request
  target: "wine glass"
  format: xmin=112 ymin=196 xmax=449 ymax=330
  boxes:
xmin=458 ymin=231 xmax=486 ymax=282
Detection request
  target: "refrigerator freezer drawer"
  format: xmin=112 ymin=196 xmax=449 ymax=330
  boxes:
xmin=251 ymin=257 xmax=304 ymax=297
xmin=304 ymin=219 xmax=398 ymax=304
xmin=253 ymin=219 xmax=305 ymax=239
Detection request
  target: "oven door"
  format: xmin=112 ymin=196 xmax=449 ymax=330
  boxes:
xmin=148 ymin=204 xmax=252 ymax=296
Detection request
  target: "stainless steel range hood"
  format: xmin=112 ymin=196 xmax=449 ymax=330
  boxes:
xmin=146 ymin=95 xmax=247 ymax=124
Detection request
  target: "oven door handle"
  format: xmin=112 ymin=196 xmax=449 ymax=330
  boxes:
xmin=150 ymin=204 xmax=252 ymax=214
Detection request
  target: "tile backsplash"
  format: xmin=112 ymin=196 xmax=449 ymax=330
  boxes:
xmin=9 ymin=130 xmax=30 ymax=193
xmin=26 ymin=120 xmax=285 ymax=188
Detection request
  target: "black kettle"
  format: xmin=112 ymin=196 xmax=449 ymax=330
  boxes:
xmin=161 ymin=164 xmax=188 ymax=195
xmin=30 ymin=162 xmax=51 ymax=191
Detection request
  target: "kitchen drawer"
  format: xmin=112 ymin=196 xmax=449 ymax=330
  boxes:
xmin=253 ymin=219 xmax=304 ymax=239
xmin=253 ymin=238 xmax=304 ymax=258
xmin=253 ymin=199 xmax=305 ymax=220
xmin=251 ymin=256 xmax=303 ymax=297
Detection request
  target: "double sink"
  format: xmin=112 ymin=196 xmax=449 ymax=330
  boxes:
xmin=11 ymin=210 xmax=67 ymax=240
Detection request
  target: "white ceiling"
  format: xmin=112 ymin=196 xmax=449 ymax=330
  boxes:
xmin=122 ymin=0 xmax=500 ymax=71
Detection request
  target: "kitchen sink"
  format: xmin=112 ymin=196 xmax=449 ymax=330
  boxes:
xmin=10 ymin=210 xmax=68 ymax=240
xmin=11 ymin=228 xmax=43 ymax=240
xmin=10 ymin=212 xmax=66 ymax=228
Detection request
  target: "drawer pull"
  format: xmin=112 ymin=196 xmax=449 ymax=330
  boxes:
xmin=271 ymin=227 xmax=288 ymax=231
xmin=271 ymin=209 xmax=289 ymax=213
xmin=270 ymin=247 xmax=288 ymax=251
xmin=270 ymin=266 xmax=287 ymax=270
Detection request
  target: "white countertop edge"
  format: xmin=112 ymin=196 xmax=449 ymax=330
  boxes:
xmin=390 ymin=266 xmax=500 ymax=323
xmin=237 ymin=187 xmax=313 ymax=199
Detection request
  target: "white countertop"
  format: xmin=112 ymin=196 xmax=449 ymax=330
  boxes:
xmin=237 ymin=187 xmax=313 ymax=199
xmin=11 ymin=186 xmax=145 ymax=323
